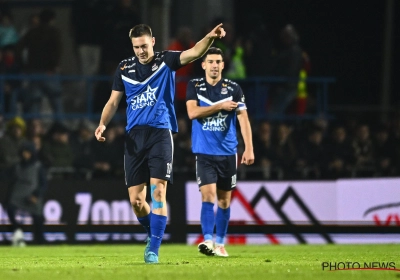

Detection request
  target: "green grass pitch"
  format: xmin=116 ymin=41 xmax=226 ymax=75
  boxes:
xmin=0 ymin=244 xmax=399 ymax=280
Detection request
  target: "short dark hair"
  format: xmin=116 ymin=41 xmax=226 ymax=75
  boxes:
xmin=129 ymin=24 xmax=152 ymax=39
xmin=202 ymin=47 xmax=224 ymax=61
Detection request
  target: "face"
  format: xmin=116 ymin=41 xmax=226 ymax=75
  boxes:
xmin=131 ymin=35 xmax=155 ymax=64
xmin=202 ymin=54 xmax=224 ymax=80
xmin=259 ymin=122 xmax=271 ymax=142
xmin=22 ymin=150 xmax=32 ymax=161
xmin=333 ymin=127 xmax=346 ymax=142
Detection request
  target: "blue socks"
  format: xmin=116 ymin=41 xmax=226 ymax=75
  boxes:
xmin=149 ymin=213 xmax=167 ymax=255
xmin=216 ymin=207 xmax=230 ymax=244
xmin=137 ymin=213 xmax=152 ymax=237
xmin=201 ymin=202 xmax=215 ymax=241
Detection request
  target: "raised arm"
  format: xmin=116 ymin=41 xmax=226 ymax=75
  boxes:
xmin=95 ymin=90 xmax=124 ymax=142
xmin=237 ymin=110 xmax=255 ymax=165
xmin=180 ymin=23 xmax=226 ymax=66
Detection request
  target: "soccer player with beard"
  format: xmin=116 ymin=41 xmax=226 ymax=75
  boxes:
xmin=186 ymin=47 xmax=254 ymax=257
xmin=94 ymin=24 xmax=226 ymax=264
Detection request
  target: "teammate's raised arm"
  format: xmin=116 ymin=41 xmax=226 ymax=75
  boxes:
xmin=180 ymin=24 xmax=226 ymax=65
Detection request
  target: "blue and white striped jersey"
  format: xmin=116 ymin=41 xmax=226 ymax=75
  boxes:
xmin=112 ymin=51 xmax=182 ymax=133
xmin=186 ymin=77 xmax=247 ymax=155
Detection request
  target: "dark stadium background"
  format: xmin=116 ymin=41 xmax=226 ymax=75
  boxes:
xmin=233 ymin=0 xmax=399 ymax=108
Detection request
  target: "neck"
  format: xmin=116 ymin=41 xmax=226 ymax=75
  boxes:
xmin=206 ymin=76 xmax=221 ymax=86
xmin=140 ymin=53 xmax=154 ymax=65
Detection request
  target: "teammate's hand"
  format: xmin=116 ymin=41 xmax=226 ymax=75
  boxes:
xmin=209 ymin=23 xmax=226 ymax=39
xmin=241 ymin=149 xmax=255 ymax=165
xmin=95 ymin=125 xmax=106 ymax=142
xmin=220 ymin=101 xmax=238 ymax=111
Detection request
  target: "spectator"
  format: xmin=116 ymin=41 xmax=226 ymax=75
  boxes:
xmin=324 ymin=125 xmax=355 ymax=179
xmin=273 ymin=123 xmax=297 ymax=179
xmin=0 ymin=116 xmax=26 ymax=174
xmin=0 ymin=114 xmax=4 ymax=138
xmin=0 ymin=117 xmax=27 ymax=208
xmin=268 ymin=24 xmax=303 ymax=116
xmin=71 ymin=0 xmax=103 ymax=76
xmin=92 ymin=123 xmax=124 ymax=178
xmin=7 ymin=141 xmax=47 ymax=245
xmin=295 ymin=126 xmax=325 ymax=179
xmin=167 ymin=26 xmax=195 ymax=115
xmin=373 ymin=125 xmax=396 ymax=177
xmin=101 ymin=0 xmax=141 ymax=71
xmin=26 ymin=118 xmax=51 ymax=168
xmin=16 ymin=8 xmax=63 ymax=117
xmin=41 ymin=122 xmax=74 ymax=175
xmin=173 ymin=116 xmax=194 ymax=173
xmin=352 ymin=123 xmax=375 ymax=177
xmin=389 ymin=115 xmax=400 ymax=175
xmin=211 ymin=20 xmax=246 ymax=80
xmin=70 ymin=119 xmax=97 ymax=178
xmin=0 ymin=44 xmax=21 ymax=114
xmin=0 ymin=12 xmax=19 ymax=48
xmin=252 ymin=121 xmax=277 ymax=179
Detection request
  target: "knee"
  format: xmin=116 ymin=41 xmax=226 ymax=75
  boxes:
xmin=151 ymin=185 xmax=166 ymax=201
xmin=201 ymin=192 xmax=216 ymax=203
xmin=130 ymin=197 xmax=146 ymax=211
xmin=217 ymin=198 xmax=230 ymax=209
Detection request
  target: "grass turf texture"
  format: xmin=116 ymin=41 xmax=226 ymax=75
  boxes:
xmin=0 ymin=244 xmax=399 ymax=280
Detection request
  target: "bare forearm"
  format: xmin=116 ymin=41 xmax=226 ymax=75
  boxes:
xmin=188 ymin=103 xmax=222 ymax=120
xmin=192 ymin=35 xmax=215 ymax=58
xmin=239 ymin=117 xmax=253 ymax=151
xmin=99 ymin=101 xmax=118 ymax=127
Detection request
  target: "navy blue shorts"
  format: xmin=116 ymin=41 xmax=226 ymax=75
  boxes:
xmin=195 ymin=153 xmax=237 ymax=190
xmin=124 ymin=126 xmax=173 ymax=187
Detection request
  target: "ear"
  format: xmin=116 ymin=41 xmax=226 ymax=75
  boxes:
xmin=152 ymin=37 xmax=155 ymax=46
xmin=201 ymin=61 xmax=206 ymax=70
xmin=221 ymin=61 xmax=225 ymax=70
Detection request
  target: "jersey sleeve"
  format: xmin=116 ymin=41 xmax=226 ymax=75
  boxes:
xmin=111 ymin=64 xmax=124 ymax=92
xmin=234 ymin=84 xmax=247 ymax=111
xmin=163 ymin=51 xmax=183 ymax=71
xmin=186 ymin=80 xmax=198 ymax=101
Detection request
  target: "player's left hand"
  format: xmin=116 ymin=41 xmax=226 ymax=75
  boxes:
xmin=209 ymin=23 xmax=226 ymax=39
xmin=241 ymin=149 xmax=255 ymax=165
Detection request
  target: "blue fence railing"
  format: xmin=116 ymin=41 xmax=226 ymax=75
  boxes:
xmin=0 ymin=74 xmax=335 ymax=121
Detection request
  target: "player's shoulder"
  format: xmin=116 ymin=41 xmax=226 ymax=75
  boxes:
xmin=188 ymin=77 xmax=205 ymax=86
xmin=221 ymin=78 xmax=239 ymax=87
xmin=221 ymin=78 xmax=241 ymax=93
xmin=118 ymin=56 xmax=137 ymax=70
xmin=189 ymin=77 xmax=205 ymax=83
xmin=159 ymin=50 xmax=181 ymax=58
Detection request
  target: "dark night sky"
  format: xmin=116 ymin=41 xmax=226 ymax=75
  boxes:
xmin=234 ymin=0 xmax=399 ymax=107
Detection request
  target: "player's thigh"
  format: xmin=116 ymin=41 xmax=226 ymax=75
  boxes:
xmin=216 ymin=154 xmax=237 ymax=190
xmin=148 ymin=129 xmax=174 ymax=181
xmin=196 ymin=154 xmax=218 ymax=187
xmin=124 ymin=130 xmax=149 ymax=186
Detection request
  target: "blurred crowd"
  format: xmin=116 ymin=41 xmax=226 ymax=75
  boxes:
xmin=0 ymin=0 xmax=311 ymax=118
xmin=1 ymin=1 xmax=398 ymax=181
xmin=1 ymin=114 xmax=400 ymax=184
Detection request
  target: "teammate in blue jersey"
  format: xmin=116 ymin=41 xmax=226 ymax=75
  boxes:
xmin=186 ymin=47 xmax=254 ymax=257
xmin=94 ymin=24 xmax=226 ymax=264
